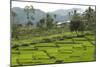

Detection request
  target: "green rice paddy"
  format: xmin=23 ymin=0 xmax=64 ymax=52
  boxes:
xmin=11 ymin=33 xmax=96 ymax=66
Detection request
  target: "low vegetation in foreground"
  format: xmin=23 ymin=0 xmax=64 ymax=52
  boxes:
xmin=11 ymin=32 xmax=96 ymax=66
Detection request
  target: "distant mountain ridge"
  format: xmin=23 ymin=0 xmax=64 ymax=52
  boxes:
xmin=11 ymin=7 xmax=84 ymax=25
xmin=11 ymin=7 xmax=46 ymax=25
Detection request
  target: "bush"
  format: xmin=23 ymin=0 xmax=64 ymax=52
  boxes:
xmin=42 ymin=38 xmax=53 ymax=43
xmin=85 ymin=32 xmax=94 ymax=35
xmin=21 ymin=44 xmax=29 ymax=46
xmin=30 ymin=42 xmax=37 ymax=44
xmin=62 ymin=35 xmax=68 ymax=39
xmin=50 ymin=56 xmax=55 ymax=59
xmin=12 ymin=51 xmax=20 ymax=54
xmin=55 ymin=60 xmax=63 ymax=63
xmin=59 ymin=38 xmax=65 ymax=41
xmin=55 ymin=41 xmax=74 ymax=44
xmin=52 ymin=36 xmax=62 ymax=40
xmin=12 ymin=45 xmax=19 ymax=49
xmin=64 ymin=36 xmax=73 ymax=39
xmin=77 ymin=35 xmax=85 ymax=37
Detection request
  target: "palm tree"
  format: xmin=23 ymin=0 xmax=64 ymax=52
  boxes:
xmin=83 ymin=6 xmax=96 ymax=31
xmin=24 ymin=5 xmax=35 ymax=26
xmin=54 ymin=14 xmax=57 ymax=21
xmin=54 ymin=14 xmax=57 ymax=26
xmin=46 ymin=13 xmax=54 ymax=29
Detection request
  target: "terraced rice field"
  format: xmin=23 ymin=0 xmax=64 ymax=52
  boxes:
xmin=11 ymin=34 xmax=96 ymax=66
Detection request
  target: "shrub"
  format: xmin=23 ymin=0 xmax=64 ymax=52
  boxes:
xmin=42 ymin=38 xmax=53 ymax=43
xmin=50 ymin=56 xmax=55 ymax=59
xmin=52 ymin=36 xmax=62 ymax=40
xmin=77 ymin=35 xmax=85 ymax=37
xmin=55 ymin=60 xmax=63 ymax=63
xmin=62 ymin=35 xmax=68 ymax=39
xmin=65 ymin=36 xmax=73 ymax=39
xmin=59 ymin=38 xmax=65 ymax=41
xmin=21 ymin=44 xmax=29 ymax=46
xmin=12 ymin=45 xmax=19 ymax=49
xmin=55 ymin=41 xmax=74 ymax=44
xmin=30 ymin=42 xmax=37 ymax=44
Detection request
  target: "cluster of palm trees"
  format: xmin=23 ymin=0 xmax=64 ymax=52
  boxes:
xmin=70 ymin=7 xmax=96 ymax=35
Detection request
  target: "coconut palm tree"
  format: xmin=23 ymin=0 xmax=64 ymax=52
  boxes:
xmin=24 ymin=5 xmax=35 ymax=26
xmin=82 ymin=6 xmax=96 ymax=31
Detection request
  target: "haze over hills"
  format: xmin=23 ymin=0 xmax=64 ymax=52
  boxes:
xmin=11 ymin=7 xmax=84 ymax=25
xmin=51 ymin=8 xmax=83 ymax=16
xmin=11 ymin=7 xmax=46 ymax=25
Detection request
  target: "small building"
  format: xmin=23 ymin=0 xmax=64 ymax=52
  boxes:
xmin=56 ymin=21 xmax=71 ymax=28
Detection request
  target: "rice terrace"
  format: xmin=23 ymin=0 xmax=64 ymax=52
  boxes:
xmin=11 ymin=1 xmax=96 ymax=67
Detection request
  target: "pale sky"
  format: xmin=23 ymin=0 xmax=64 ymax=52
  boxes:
xmin=12 ymin=0 xmax=96 ymax=5
xmin=12 ymin=0 xmax=95 ymax=12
